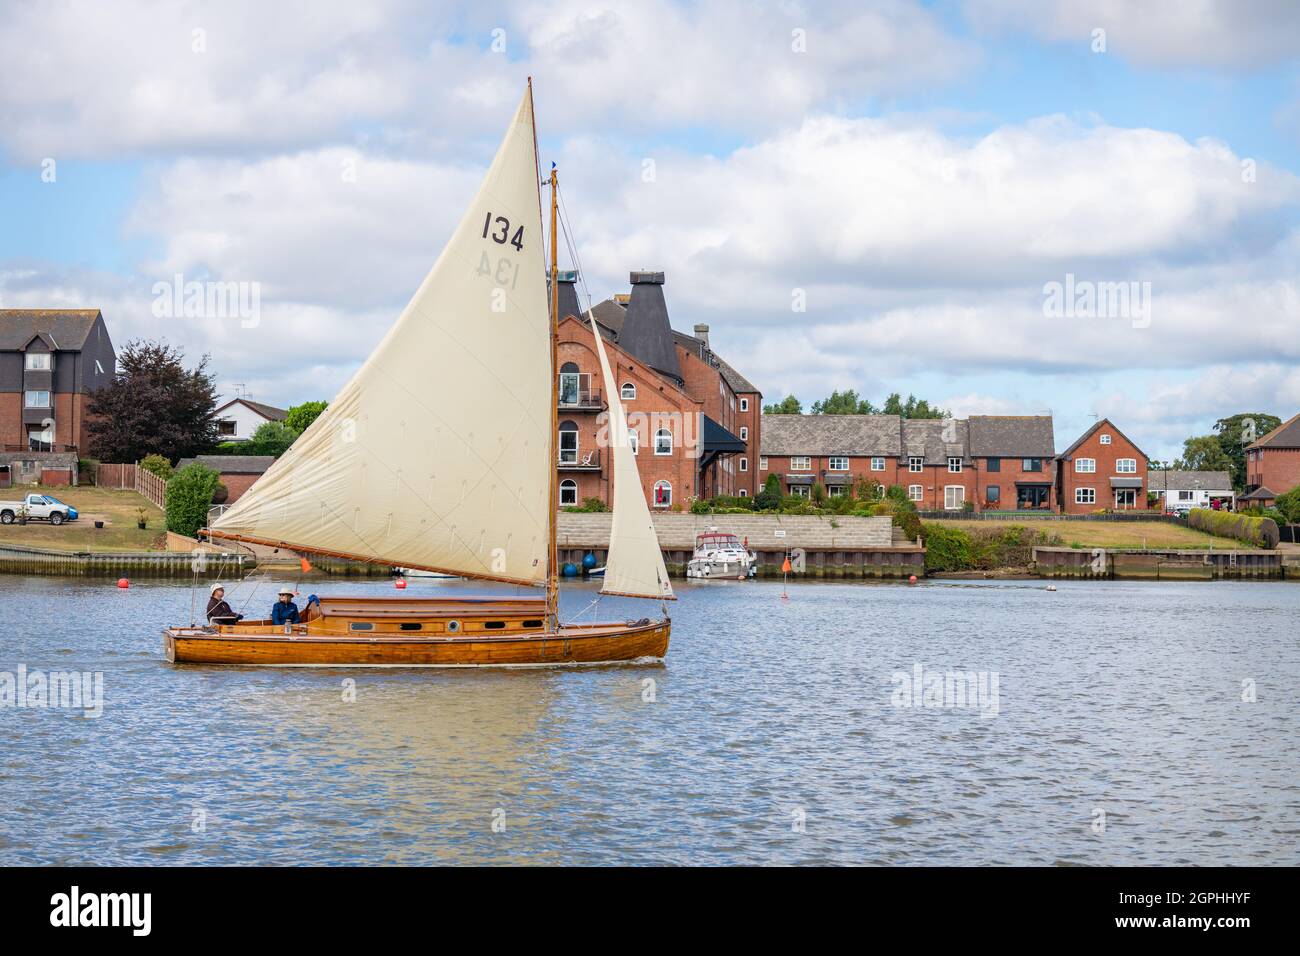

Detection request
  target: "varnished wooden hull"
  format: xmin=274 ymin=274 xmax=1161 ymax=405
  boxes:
xmin=163 ymin=618 xmax=670 ymax=666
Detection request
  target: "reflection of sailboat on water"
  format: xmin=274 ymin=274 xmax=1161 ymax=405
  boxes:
xmin=163 ymin=81 xmax=674 ymax=666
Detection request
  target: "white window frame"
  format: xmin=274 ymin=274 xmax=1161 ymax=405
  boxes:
xmin=654 ymin=428 xmax=673 ymax=456
xmin=828 ymin=456 xmax=849 ymax=471
xmin=1177 ymin=490 xmax=1194 ymax=501
xmin=908 ymin=484 xmax=923 ymax=501
xmin=739 ymin=426 xmax=748 ymax=441
xmin=790 ymin=485 xmax=810 ymax=499
xmin=24 ymin=390 xmax=51 ymax=408
xmin=558 ymin=424 xmax=578 ymax=463
xmin=790 ymin=457 xmax=811 ymax=471
xmin=944 ymin=485 xmax=965 ymax=509
xmin=653 ymin=480 xmax=672 ymax=508
xmin=739 ymin=457 xmax=748 ymax=472
xmin=628 ymin=429 xmax=638 ymax=455
xmin=559 ymin=479 xmax=578 ymax=506
xmin=1075 ymin=487 xmax=1096 ymax=505
xmin=908 ymin=456 xmax=923 ymax=473
xmin=739 ymin=397 xmax=749 ymax=412
xmin=1075 ymin=457 xmax=1096 ymax=473
xmin=1116 ymin=458 xmax=1137 ymax=474
xmin=738 ymin=488 xmax=747 ymax=497
xmin=620 ymin=382 xmax=636 ymax=401
xmin=25 ymin=352 xmax=52 ymax=371
xmin=1100 ymin=434 xmax=1112 ymax=445
xmin=759 ymin=457 xmax=768 ymax=470
xmin=1114 ymin=488 xmax=1136 ymax=509
xmin=871 ymin=457 xmax=885 ymax=471
xmin=947 ymin=457 xmax=962 ymax=473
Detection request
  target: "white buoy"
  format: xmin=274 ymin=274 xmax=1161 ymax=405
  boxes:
xmin=1046 ymin=584 xmax=1057 ymax=591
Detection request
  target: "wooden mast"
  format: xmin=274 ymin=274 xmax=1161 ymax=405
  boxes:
xmin=540 ymin=81 xmax=561 ymax=630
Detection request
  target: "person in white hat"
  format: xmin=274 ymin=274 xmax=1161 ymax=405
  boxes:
xmin=270 ymin=586 xmax=300 ymax=626
xmin=206 ymin=583 xmax=243 ymax=626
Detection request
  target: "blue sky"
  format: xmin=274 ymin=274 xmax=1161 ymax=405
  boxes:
xmin=1 ymin=0 xmax=1298 ymax=462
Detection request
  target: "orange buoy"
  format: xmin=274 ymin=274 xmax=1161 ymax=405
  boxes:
xmin=116 ymin=578 xmax=130 ymax=589
xmin=908 ymin=575 xmax=917 ymax=584
xmin=395 ymin=578 xmax=407 ymax=589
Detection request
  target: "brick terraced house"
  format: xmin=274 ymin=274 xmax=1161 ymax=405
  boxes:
xmin=553 ymin=271 xmax=758 ymax=511
xmin=1241 ymin=413 xmax=1300 ymax=508
xmin=1056 ymin=418 xmax=1149 ymax=513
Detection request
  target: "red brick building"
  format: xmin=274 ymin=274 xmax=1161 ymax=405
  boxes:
xmin=1242 ymin=413 xmax=1300 ymax=507
xmin=553 ymin=271 xmax=757 ymax=511
xmin=1056 ymin=418 xmax=1149 ymax=513
xmin=176 ymin=455 xmax=276 ymax=504
xmin=759 ymin=413 xmax=1056 ymax=512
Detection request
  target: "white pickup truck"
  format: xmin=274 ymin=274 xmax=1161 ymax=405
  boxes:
xmin=0 ymin=493 xmax=79 ymax=525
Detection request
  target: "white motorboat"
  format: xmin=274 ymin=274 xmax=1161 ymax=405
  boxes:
xmin=685 ymin=531 xmax=756 ymax=581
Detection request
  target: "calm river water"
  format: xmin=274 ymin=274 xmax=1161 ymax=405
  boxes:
xmin=1 ymin=574 xmax=1297 ymax=865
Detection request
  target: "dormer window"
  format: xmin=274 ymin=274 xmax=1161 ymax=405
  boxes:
xmin=25 ymin=352 xmax=52 ymax=370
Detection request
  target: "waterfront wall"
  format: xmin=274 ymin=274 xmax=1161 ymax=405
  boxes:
xmin=0 ymin=542 xmax=249 ymax=577
xmin=1033 ymin=546 xmax=1285 ymax=580
xmin=557 ymin=512 xmax=923 ymax=578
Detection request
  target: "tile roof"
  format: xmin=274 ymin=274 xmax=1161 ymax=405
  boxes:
xmin=214 ymin=398 xmax=288 ymax=421
xmin=902 ymin=418 xmax=969 ymax=465
xmin=671 ymin=329 xmax=759 ymax=394
xmin=1239 ymin=486 xmax=1278 ymax=501
xmin=968 ymin=415 xmax=1055 ymax=458
xmin=1058 ymin=417 xmax=1148 ymax=461
xmin=177 ymin=455 xmax=277 ymax=474
xmin=761 ymin=414 xmax=902 ymax=456
xmin=0 ymin=309 xmax=101 ymax=350
xmin=1247 ymin=413 xmax=1300 ymax=450
xmin=1153 ymin=470 xmax=1233 ymax=491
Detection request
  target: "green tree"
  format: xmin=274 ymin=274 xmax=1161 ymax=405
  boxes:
xmin=1213 ymin=412 xmax=1282 ymax=491
xmin=755 ymin=473 xmax=782 ymax=510
xmin=810 ymin=389 xmax=877 ymax=415
xmin=244 ymin=421 xmax=301 ymax=457
xmin=285 ymin=400 xmax=329 ymax=434
xmin=165 ymin=462 xmax=220 ymax=538
xmin=1274 ymin=486 xmax=1300 ymax=525
xmin=763 ymin=395 xmax=803 ymax=414
xmin=880 ymin=392 xmax=948 ymax=419
xmin=139 ymin=453 xmax=174 ymax=480
xmin=86 ymin=339 xmax=220 ymax=462
xmin=1175 ymin=434 xmax=1234 ymax=473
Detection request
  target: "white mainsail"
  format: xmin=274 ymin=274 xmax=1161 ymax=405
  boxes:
xmin=588 ymin=312 xmax=675 ymax=600
xmin=209 ymin=89 xmax=552 ymax=586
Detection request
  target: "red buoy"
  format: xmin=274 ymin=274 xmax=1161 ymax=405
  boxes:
xmin=395 ymin=578 xmax=407 ymax=589
xmin=908 ymin=575 xmax=917 ymax=584
xmin=116 ymin=578 xmax=130 ymax=589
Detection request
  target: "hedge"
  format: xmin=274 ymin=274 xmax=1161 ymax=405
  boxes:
xmin=165 ymin=462 xmax=221 ymax=538
xmin=1188 ymin=508 xmax=1278 ymax=549
xmin=923 ymin=525 xmax=975 ymax=572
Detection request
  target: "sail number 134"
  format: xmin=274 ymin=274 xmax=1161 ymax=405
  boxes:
xmin=482 ymin=212 xmax=524 ymax=251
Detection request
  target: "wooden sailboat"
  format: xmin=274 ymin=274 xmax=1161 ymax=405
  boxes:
xmin=163 ymin=81 xmax=675 ymax=666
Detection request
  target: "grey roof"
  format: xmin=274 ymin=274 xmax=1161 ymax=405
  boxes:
xmin=177 ymin=455 xmax=276 ymax=474
xmin=671 ymin=329 xmax=759 ymax=394
xmin=0 ymin=309 xmax=101 ymax=351
xmin=701 ymin=415 xmax=746 ymax=453
xmin=1239 ymin=486 xmax=1278 ymax=500
xmin=968 ymin=415 xmax=1055 ymax=458
xmin=619 ymin=272 xmax=682 ymax=382
xmin=761 ymin=414 xmax=901 ymax=456
xmin=554 ymin=274 xmax=584 ymax=323
xmin=588 ymin=299 xmax=626 ymax=336
xmin=214 ymin=398 xmax=287 ymax=421
xmin=1155 ymin=470 xmax=1233 ymax=491
xmin=902 ymin=418 xmax=969 ymax=464
xmin=1247 ymin=413 xmax=1300 ymax=450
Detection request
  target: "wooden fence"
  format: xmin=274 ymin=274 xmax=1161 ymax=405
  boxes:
xmin=96 ymin=462 xmax=167 ymax=509
xmin=136 ymin=467 xmax=166 ymax=509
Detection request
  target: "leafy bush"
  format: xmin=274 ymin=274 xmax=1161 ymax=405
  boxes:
xmin=811 ymin=482 xmax=827 ymax=506
xmin=165 ymin=462 xmax=221 ymax=538
xmin=561 ymin=496 xmax=609 ymax=513
xmin=1188 ymin=508 xmax=1278 ymax=549
xmin=862 ymin=497 xmax=921 ymax=542
xmin=139 ymin=453 xmax=173 ymax=480
xmin=754 ymin=474 xmax=782 ymax=511
xmin=243 ymin=421 xmax=301 ymax=457
xmin=285 ymin=400 xmax=328 ymax=434
xmin=1274 ymin=486 xmax=1300 ymax=525
xmin=77 ymin=458 xmax=98 ymax=485
xmin=923 ymin=524 xmax=975 ymax=572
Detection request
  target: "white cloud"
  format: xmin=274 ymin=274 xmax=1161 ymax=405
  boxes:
xmin=965 ymin=0 xmax=1300 ymax=69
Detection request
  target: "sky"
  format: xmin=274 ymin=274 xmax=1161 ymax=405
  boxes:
xmin=1 ymin=0 xmax=1298 ymax=462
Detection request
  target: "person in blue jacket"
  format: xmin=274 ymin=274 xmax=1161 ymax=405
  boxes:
xmin=271 ymin=587 xmax=300 ymax=625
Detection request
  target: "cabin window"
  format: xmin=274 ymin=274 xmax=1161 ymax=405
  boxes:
xmin=1076 ymin=488 xmax=1096 ymax=505
xmin=908 ymin=484 xmax=923 ymax=501
xmin=558 ymin=421 xmax=578 ymax=463
xmin=559 ymin=479 xmax=577 ymax=506
xmin=829 ymin=456 xmax=849 ymax=471
xmin=653 ymin=480 xmax=672 ymax=508
xmin=447 ymin=620 xmax=461 ymax=633
xmin=349 ymin=622 xmax=374 ymax=631
xmin=1116 ymin=458 xmax=1137 ymax=473
xmin=25 ymin=352 xmax=52 ymax=370
xmin=947 ymin=457 xmax=962 ymax=473
xmin=620 ymin=382 xmax=636 ymax=401
xmin=399 ymin=623 xmax=423 ymax=631
xmin=1075 ymin=457 xmax=1096 ymax=473
xmin=871 ymin=457 xmax=885 ymax=471
xmin=908 ymin=456 xmax=923 ymax=473
xmin=484 ymin=621 xmax=506 ymax=630
xmin=654 ymin=428 xmax=672 ymax=456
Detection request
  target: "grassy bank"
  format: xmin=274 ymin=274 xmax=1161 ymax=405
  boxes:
xmin=0 ymin=485 xmax=165 ymax=552
xmin=929 ymin=518 xmax=1251 ymax=552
